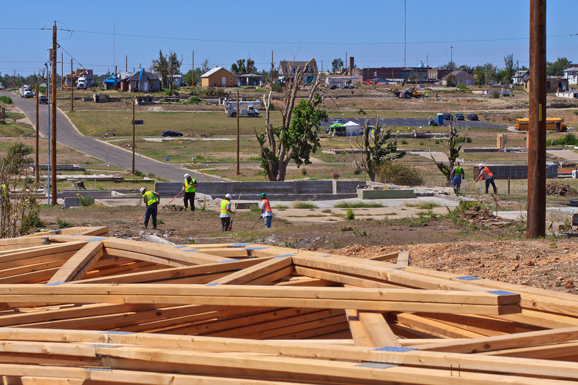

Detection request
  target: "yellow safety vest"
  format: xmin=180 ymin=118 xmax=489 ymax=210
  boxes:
xmin=143 ymin=191 xmax=158 ymax=206
xmin=184 ymin=178 xmax=196 ymax=193
xmin=220 ymin=199 xmax=231 ymax=216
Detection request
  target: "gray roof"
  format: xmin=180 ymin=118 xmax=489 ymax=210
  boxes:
xmin=564 ymin=67 xmax=578 ymax=73
xmin=126 ymin=71 xmax=159 ymax=82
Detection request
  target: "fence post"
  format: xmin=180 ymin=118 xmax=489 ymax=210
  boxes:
xmin=508 ymin=178 xmax=511 ymax=195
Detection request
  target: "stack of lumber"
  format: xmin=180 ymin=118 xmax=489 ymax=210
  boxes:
xmin=0 ymin=228 xmax=577 ymax=383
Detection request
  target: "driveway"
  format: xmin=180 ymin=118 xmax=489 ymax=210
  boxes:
xmin=1 ymin=92 xmax=219 ymax=183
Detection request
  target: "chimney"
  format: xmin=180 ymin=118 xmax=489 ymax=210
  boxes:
xmin=349 ymin=57 xmax=354 ymax=76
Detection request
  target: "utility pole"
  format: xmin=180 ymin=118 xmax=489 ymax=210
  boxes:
xmin=35 ymin=81 xmax=39 ymax=185
xmin=236 ymin=90 xmax=240 ymax=175
xmin=450 ymin=46 xmax=453 ymax=65
xmin=70 ymin=58 xmax=73 ymax=112
xmin=132 ymin=98 xmax=136 ymax=174
xmin=61 ymin=52 xmax=63 ymax=88
xmin=51 ymin=23 xmax=57 ymax=206
xmin=271 ymin=50 xmax=274 ymax=82
xmin=527 ymin=0 xmax=547 ymax=238
xmin=126 ymin=55 xmax=128 ymax=72
xmin=192 ymin=51 xmax=195 ymax=86
xmin=345 ymin=52 xmax=347 ymax=73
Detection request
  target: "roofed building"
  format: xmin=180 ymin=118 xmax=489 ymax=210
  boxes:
xmin=442 ymin=70 xmax=475 ymax=86
xmin=278 ymin=60 xmax=318 ymax=84
xmin=126 ymin=69 xmax=162 ymax=92
xmin=201 ymin=67 xmax=237 ymax=87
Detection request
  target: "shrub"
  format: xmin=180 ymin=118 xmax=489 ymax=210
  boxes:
xmin=189 ymin=96 xmax=202 ymax=104
xmin=0 ymin=96 xmax=12 ymax=104
xmin=552 ymin=133 xmax=578 ymax=146
xmin=332 ymin=172 xmax=340 ymax=180
xmin=335 ymin=202 xmax=383 ymax=208
xmin=164 ymin=90 xmax=173 ymax=96
xmin=56 ymin=217 xmax=74 ymax=229
xmin=345 ymin=209 xmax=355 ymax=220
xmin=77 ymin=194 xmax=94 ymax=207
xmin=492 ymin=91 xmax=500 ymax=99
xmin=457 ymin=83 xmax=469 ymax=91
xmin=357 ymin=108 xmax=366 ymax=115
xmin=272 ymin=84 xmax=283 ymax=93
xmin=377 ymin=161 xmax=424 ymax=187
xmin=401 ymin=140 xmax=408 ymax=145
xmin=353 ymin=167 xmax=362 ymax=175
xmin=301 ymin=167 xmax=308 ymax=176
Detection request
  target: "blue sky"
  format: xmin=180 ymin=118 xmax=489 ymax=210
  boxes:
xmin=2 ymin=0 xmax=578 ymax=76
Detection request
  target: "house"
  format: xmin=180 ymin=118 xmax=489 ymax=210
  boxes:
xmin=62 ymin=69 xmax=94 ymax=88
xmin=556 ymin=89 xmax=578 ymax=99
xmin=159 ymin=74 xmax=184 ymax=87
xmin=278 ymin=60 xmax=318 ymax=84
xmin=564 ymin=67 xmax=578 ymax=85
xmin=237 ymin=74 xmax=263 ymax=86
xmin=201 ymin=67 xmax=237 ymax=87
xmin=524 ymin=76 xmax=568 ymax=92
xmin=126 ymin=69 xmax=162 ymax=92
xmin=102 ymin=76 xmax=118 ymax=90
xmin=427 ymin=68 xmax=454 ymax=82
xmin=442 ymin=70 xmax=475 ymax=86
xmin=512 ymin=70 xmax=529 ymax=86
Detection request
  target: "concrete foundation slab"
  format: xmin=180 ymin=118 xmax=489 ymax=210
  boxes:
xmin=358 ymin=189 xmax=416 ymax=199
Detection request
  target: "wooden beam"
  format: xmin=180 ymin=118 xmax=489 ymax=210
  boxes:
xmin=48 ymin=242 xmax=103 ymax=284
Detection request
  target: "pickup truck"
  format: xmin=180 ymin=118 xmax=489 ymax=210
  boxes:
xmin=225 ymin=105 xmax=259 ymax=118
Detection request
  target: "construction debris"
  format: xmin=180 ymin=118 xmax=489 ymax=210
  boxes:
xmin=0 ymin=228 xmax=578 ymax=383
xmin=547 ymin=183 xmax=578 ymax=196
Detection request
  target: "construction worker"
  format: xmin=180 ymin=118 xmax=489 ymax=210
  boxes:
xmin=220 ymin=194 xmax=233 ymax=232
xmin=450 ymin=161 xmax=465 ymax=195
xmin=475 ymin=164 xmax=497 ymax=194
xmin=140 ymin=187 xmax=160 ymax=230
xmin=182 ymin=173 xmax=198 ymax=212
xmin=259 ymin=192 xmax=273 ymax=228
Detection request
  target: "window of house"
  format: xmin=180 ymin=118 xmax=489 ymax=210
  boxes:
xmin=229 ymin=77 xmax=232 ymax=81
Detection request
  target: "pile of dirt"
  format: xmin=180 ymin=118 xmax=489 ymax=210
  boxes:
xmin=461 ymin=205 xmax=495 ymax=221
xmin=331 ymin=239 xmax=578 ymax=294
xmin=546 ymin=183 xmax=578 ymax=196
xmin=162 ymin=205 xmax=185 ymax=211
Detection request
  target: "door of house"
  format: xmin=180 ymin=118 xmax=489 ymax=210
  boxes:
xmin=222 ymin=77 xmax=226 ymax=86
xmin=143 ymin=82 xmax=149 ymax=92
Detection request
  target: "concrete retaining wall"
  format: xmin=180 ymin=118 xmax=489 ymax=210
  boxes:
xmin=155 ymin=181 xmax=361 ymax=200
xmin=471 ymin=165 xmax=558 ymax=180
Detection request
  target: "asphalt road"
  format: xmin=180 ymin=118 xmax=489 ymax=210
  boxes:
xmin=1 ymin=92 xmax=217 ymax=183
xmin=321 ymin=117 xmax=507 ymax=129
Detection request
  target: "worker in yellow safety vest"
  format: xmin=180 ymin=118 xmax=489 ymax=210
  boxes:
xmin=259 ymin=192 xmax=273 ymax=228
xmin=450 ymin=161 xmax=465 ymax=195
xmin=220 ymin=194 xmax=233 ymax=232
xmin=475 ymin=164 xmax=497 ymax=194
xmin=182 ymin=173 xmax=198 ymax=212
xmin=140 ymin=187 xmax=160 ymax=230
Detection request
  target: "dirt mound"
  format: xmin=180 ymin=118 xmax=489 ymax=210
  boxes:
xmin=547 ymin=183 xmax=578 ymax=196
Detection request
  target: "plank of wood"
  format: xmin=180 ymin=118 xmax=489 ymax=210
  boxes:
xmin=344 ymin=309 xmax=374 ymax=347
xmin=396 ymin=250 xmax=410 ymax=266
xmin=295 ymin=266 xmax=408 ymax=289
xmin=396 ymin=313 xmax=488 ymax=339
xmin=209 ymin=257 xmax=292 ymax=285
xmin=358 ymin=311 xmax=401 ymax=347
xmin=74 ymin=258 xmax=266 ymax=284
xmin=47 ymin=242 xmax=104 ymax=284
xmin=367 ymin=251 xmax=400 ymax=261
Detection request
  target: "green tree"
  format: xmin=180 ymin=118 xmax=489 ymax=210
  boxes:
xmin=151 ymin=50 xmax=169 ymax=88
xmin=431 ymin=122 xmax=464 ymax=183
xmin=331 ymin=58 xmax=344 ymax=74
xmin=547 ymin=57 xmax=571 ymax=76
xmin=445 ymin=74 xmax=456 ymax=87
xmin=257 ymin=59 xmax=327 ymax=181
xmin=166 ymin=50 xmax=183 ymax=92
xmin=474 ymin=66 xmax=486 ymax=85
xmin=503 ymin=54 xmax=515 ymax=84
xmin=201 ymin=58 xmax=210 ymax=73
xmin=231 ymin=59 xmax=246 ymax=74
xmin=352 ymin=117 xmax=405 ymax=181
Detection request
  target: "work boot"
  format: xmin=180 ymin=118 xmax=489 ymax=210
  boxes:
xmin=153 ymin=226 xmax=157 ymax=230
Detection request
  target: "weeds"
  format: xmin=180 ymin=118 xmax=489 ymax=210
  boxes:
xmin=292 ymin=201 xmax=318 ymax=209
xmin=345 ymin=209 xmax=355 ymax=220
xmin=56 ymin=217 xmax=74 ymax=229
xmin=334 ymin=202 xmax=383 ymax=208
xmin=77 ymin=194 xmax=94 ymax=207
xmin=404 ymin=201 xmax=441 ymax=209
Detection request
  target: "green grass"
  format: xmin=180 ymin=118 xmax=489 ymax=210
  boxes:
xmin=292 ymin=201 xmax=318 ymax=209
xmin=404 ymin=201 xmax=442 ymax=210
xmin=334 ymin=202 xmax=383 ymax=208
xmin=68 ymin=110 xmax=283 ymax=137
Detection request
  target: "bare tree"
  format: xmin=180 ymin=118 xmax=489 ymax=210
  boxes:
xmin=257 ymin=58 xmax=327 ymax=181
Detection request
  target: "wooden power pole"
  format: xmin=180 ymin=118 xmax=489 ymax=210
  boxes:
xmin=192 ymin=51 xmax=195 ymax=86
xmin=35 ymin=81 xmax=39 ymax=185
xmin=132 ymin=98 xmax=136 ymax=174
xmin=51 ymin=23 xmax=57 ymax=206
xmin=70 ymin=58 xmax=73 ymax=112
xmin=527 ymin=0 xmax=547 ymax=238
xmin=236 ymin=90 xmax=240 ymax=175
xmin=126 ymin=55 xmax=128 ymax=72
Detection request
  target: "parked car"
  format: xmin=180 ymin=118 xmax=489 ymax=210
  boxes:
xmin=455 ymin=114 xmax=465 ymax=121
xmin=22 ymin=90 xmax=33 ymax=98
xmin=332 ymin=118 xmax=346 ymax=124
xmin=443 ymin=113 xmax=452 ymax=120
xmin=467 ymin=113 xmax=479 ymax=121
xmin=39 ymin=96 xmax=48 ymax=104
xmin=161 ymin=130 xmax=183 ymax=137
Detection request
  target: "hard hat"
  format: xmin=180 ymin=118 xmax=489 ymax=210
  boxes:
xmin=478 ymin=163 xmax=484 ymax=169
xmin=139 ymin=187 xmax=146 ymax=194
xmin=184 ymin=173 xmax=190 ymax=178
xmin=260 ymin=192 xmax=266 ymax=198
xmin=225 ymin=193 xmax=232 ymax=199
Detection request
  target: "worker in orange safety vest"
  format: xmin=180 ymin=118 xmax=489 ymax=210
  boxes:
xmin=475 ymin=164 xmax=497 ymax=194
xmin=259 ymin=192 xmax=273 ymax=228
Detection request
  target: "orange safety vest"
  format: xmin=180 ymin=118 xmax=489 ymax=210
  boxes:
xmin=261 ymin=198 xmax=271 ymax=213
xmin=482 ymin=167 xmax=493 ymax=178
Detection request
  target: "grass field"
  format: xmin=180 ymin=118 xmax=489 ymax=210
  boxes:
xmin=69 ymin=110 xmax=282 ymax=137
